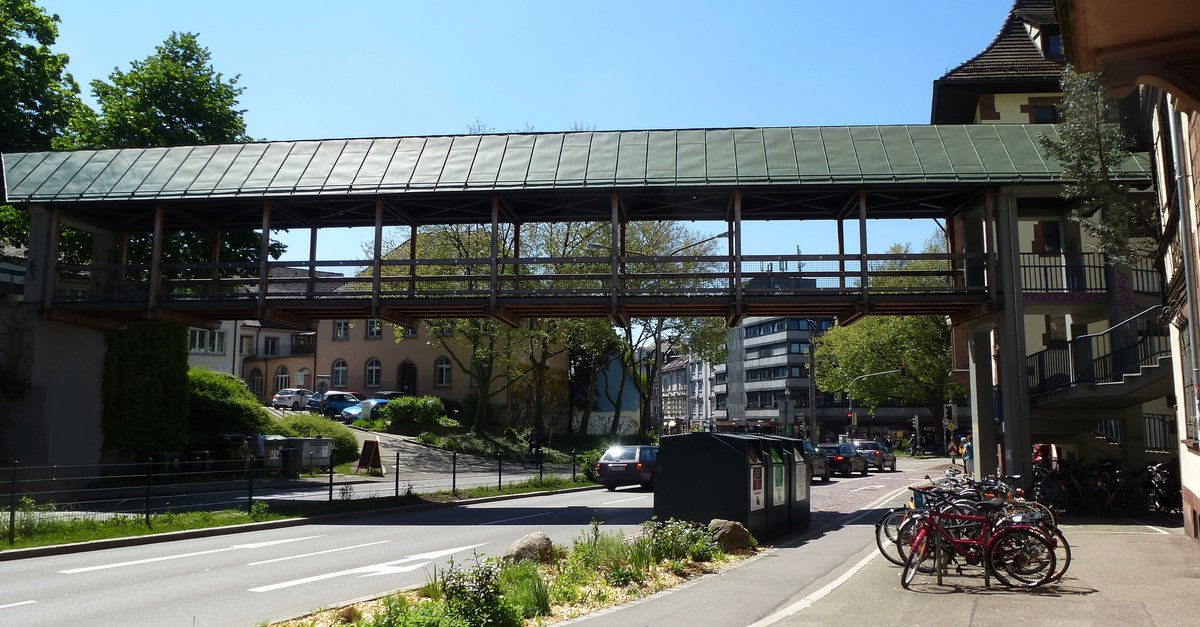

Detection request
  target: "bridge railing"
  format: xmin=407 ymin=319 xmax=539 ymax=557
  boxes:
xmin=52 ymin=251 xmax=990 ymax=304
xmin=1026 ymin=305 xmax=1170 ymax=394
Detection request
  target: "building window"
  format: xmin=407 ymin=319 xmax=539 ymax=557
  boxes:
xmin=263 ymin=336 xmax=278 ymax=356
xmin=1032 ymin=106 xmax=1058 ymax=123
xmin=435 ymin=356 xmax=452 ymax=387
xmin=240 ymin=335 xmax=254 ymax=355
xmin=403 ymin=326 xmax=418 ymax=338
xmin=249 ymin=368 xmax=263 ymax=395
xmin=188 ymin=329 xmax=226 ymax=355
xmin=332 ymin=359 xmax=348 ymax=388
xmin=333 ymin=320 xmax=350 ymax=340
xmin=365 ymin=358 xmax=382 ymax=387
xmin=366 ymin=319 xmax=383 ymax=339
xmin=274 ymin=365 xmax=290 ymax=393
xmin=296 ymin=368 xmax=310 ymax=387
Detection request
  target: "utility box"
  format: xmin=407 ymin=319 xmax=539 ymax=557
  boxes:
xmin=288 ymin=437 xmax=332 ymax=468
xmin=654 ymin=433 xmax=777 ymax=541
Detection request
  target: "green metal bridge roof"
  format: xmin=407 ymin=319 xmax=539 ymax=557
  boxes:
xmin=1 ymin=124 xmax=1148 ymax=205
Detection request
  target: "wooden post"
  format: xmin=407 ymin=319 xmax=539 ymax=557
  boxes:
xmin=308 ymin=226 xmax=318 ymax=297
xmin=258 ymin=201 xmax=271 ymax=316
xmin=373 ymin=197 xmax=383 ymax=314
xmin=148 ymin=204 xmax=164 ymax=309
xmin=858 ymin=188 xmax=868 ymax=303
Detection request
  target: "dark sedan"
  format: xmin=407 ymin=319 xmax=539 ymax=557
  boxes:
xmin=817 ymin=443 xmax=869 ymax=477
xmin=595 ymin=445 xmax=658 ymax=490
xmin=802 ymin=440 xmax=831 ymax=482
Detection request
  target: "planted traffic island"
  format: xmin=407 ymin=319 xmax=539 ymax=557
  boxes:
xmin=272 ymin=518 xmax=757 ymax=627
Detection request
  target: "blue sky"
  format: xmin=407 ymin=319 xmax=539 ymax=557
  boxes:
xmin=43 ymin=0 xmax=1015 ymax=265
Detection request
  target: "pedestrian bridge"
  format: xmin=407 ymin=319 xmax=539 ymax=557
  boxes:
xmin=2 ymin=124 xmax=1148 ymax=329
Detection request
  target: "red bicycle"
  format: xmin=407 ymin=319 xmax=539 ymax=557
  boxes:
xmin=901 ymin=500 xmax=1057 ymax=590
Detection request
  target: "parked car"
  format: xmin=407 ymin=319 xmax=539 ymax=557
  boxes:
xmin=318 ymin=391 xmax=362 ymax=419
xmin=817 ymin=443 xmax=869 ymax=477
xmin=802 ymin=440 xmax=831 ymax=482
xmin=853 ymin=439 xmax=897 ymax=471
xmin=343 ymin=395 xmax=401 ymax=422
xmin=305 ymin=392 xmax=323 ymax=412
xmin=595 ymin=445 xmax=658 ymax=490
xmin=271 ymin=388 xmax=313 ymax=411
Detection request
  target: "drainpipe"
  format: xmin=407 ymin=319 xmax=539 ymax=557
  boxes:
xmin=1168 ymin=101 xmax=1200 ymax=425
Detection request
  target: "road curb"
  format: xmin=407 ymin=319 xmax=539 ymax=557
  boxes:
xmin=0 ymin=484 xmax=603 ymax=562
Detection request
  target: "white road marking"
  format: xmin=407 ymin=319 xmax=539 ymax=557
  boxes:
xmin=249 ymin=543 xmax=488 ymax=592
xmin=747 ymin=549 xmax=879 ymax=627
xmin=749 ymin=483 xmax=913 ymax=625
xmin=1137 ymin=521 xmax=1171 ymax=535
xmin=0 ymin=600 xmax=36 ymax=610
xmin=601 ymin=495 xmax=648 ymax=505
xmin=247 ymin=540 xmax=391 ymax=566
xmin=59 ymin=536 xmax=321 ymax=574
xmin=482 ymin=512 xmax=551 ymax=525
xmin=849 ymin=485 xmax=885 ymax=492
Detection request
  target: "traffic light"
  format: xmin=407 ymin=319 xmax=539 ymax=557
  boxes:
xmin=944 ymin=404 xmax=954 ymax=419
xmin=899 ymin=363 xmax=908 ymax=376
xmin=911 ymin=416 xmax=919 ymax=429
xmin=846 ymin=411 xmax=854 ymax=420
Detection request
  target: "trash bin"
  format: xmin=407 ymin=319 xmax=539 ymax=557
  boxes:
xmin=185 ymin=450 xmax=213 ymax=477
xmin=280 ymin=447 xmax=301 ymax=479
xmin=654 ymin=432 xmax=771 ymax=541
xmin=761 ymin=435 xmax=811 ymax=532
xmin=286 ymin=437 xmax=333 ymax=470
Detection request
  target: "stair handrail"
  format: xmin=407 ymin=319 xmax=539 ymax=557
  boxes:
xmin=1072 ymin=304 xmax=1164 ymax=342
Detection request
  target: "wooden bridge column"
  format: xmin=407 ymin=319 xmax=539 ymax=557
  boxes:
xmin=208 ymin=229 xmax=222 ymax=299
xmin=733 ymin=190 xmax=743 ymax=320
xmin=858 ymin=188 xmax=868 ymax=304
xmin=307 ymin=226 xmax=318 ymax=297
xmin=373 ymin=197 xmax=383 ymax=316
xmin=257 ymin=201 xmax=271 ymax=317
xmin=837 ymin=219 xmax=846 ymax=289
xmin=512 ymin=222 xmax=521 ymax=293
xmin=994 ymin=190 xmax=1032 ymax=485
xmin=609 ymin=192 xmax=621 ymax=320
xmin=408 ymin=224 xmax=417 ymax=295
xmin=149 ymin=203 xmax=165 ymax=309
xmin=490 ymin=195 xmax=500 ymax=315
xmin=983 ymin=189 xmax=998 ymax=305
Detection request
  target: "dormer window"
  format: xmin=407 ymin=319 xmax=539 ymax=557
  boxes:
xmin=1032 ymin=105 xmax=1058 ymax=124
xmin=1044 ymin=33 xmax=1064 ymax=59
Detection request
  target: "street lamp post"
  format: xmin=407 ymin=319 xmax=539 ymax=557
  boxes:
xmin=781 ymin=387 xmax=791 ymax=436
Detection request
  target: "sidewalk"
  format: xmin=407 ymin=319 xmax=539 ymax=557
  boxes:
xmin=573 ymin=490 xmax=1200 ymax=626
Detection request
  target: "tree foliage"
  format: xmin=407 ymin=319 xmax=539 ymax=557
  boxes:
xmin=0 ymin=0 xmax=82 ymax=152
xmin=187 ymin=367 xmax=271 ymax=444
xmin=102 ymin=322 xmax=190 ymax=457
xmin=812 ymin=235 xmax=964 ymax=419
xmin=53 ymin=31 xmax=250 ymax=149
xmin=1039 ymin=67 xmax=1158 ymax=264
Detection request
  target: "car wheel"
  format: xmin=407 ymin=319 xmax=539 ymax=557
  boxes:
xmin=861 ymin=464 xmax=868 ymax=476
xmin=823 ymin=469 xmax=830 ymax=482
xmin=324 ymin=409 xmax=337 ymax=418
xmin=890 ymin=460 xmax=897 ymax=471
xmin=842 ymin=466 xmax=851 ymax=477
xmin=605 ymin=484 xmax=617 ymax=491
xmin=291 ymin=401 xmax=300 ymax=411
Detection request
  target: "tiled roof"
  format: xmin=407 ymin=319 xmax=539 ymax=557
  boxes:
xmin=940 ymin=0 xmax=1064 ymax=82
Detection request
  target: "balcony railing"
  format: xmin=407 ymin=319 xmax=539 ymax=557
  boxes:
xmin=1027 ymin=305 xmax=1171 ymax=394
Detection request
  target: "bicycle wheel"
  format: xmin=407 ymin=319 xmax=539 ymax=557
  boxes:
xmin=901 ymin=528 xmax=934 ymax=589
xmin=1045 ymin=525 xmax=1071 ymax=583
xmin=894 ymin=516 xmax=920 ymax=564
xmin=986 ymin=528 xmax=1057 ymax=588
xmin=875 ymin=509 xmax=910 ymax=566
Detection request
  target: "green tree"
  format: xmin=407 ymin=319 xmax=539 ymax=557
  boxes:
xmin=0 ymin=0 xmax=85 ymax=256
xmin=54 ymin=31 xmax=250 ymax=149
xmin=1038 ymin=67 xmax=1158 ymax=264
xmin=607 ymin=222 xmax=728 ymax=435
xmin=812 ymin=236 xmax=964 ymax=423
xmin=0 ymin=0 xmax=82 ymax=152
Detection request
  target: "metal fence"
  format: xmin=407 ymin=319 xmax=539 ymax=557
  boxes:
xmin=0 ymin=449 xmax=583 ymax=545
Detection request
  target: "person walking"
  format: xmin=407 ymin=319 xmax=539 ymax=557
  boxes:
xmin=961 ymin=435 xmax=974 ymax=476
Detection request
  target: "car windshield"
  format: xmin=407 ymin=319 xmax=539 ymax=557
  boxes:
xmin=817 ymin=445 xmax=839 ymax=453
xmin=600 ymin=447 xmax=638 ymax=462
xmin=857 ymin=442 xmax=881 ymax=450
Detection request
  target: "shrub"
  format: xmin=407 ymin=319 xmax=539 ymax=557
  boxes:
xmin=642 ymin=517 xmax=721 ymax=563
xmin=440 ymin=556 xmax=521 ymax=627
xmin=187 ymin=367 xmax=270 ymax=445
xmin=415 ymin=432 xmax=442 ymax=446
xmin=580 ymin=448 xmax=604 ymax=482
xmin=497 ymin=560 xmax=550 ymax=619
xmin=274 ymin=413 xmax=359 ymax=464
xmin=103 ymin=322 xmax=190 ymax=456
xmin=605 ymin=564 xmax=644 ymax=587
xmin=380 ymin=395 xmax=445 ymax=427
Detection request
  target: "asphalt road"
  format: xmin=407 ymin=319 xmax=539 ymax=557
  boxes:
xmin=0 ymin=486 xmax=653 ymax=626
